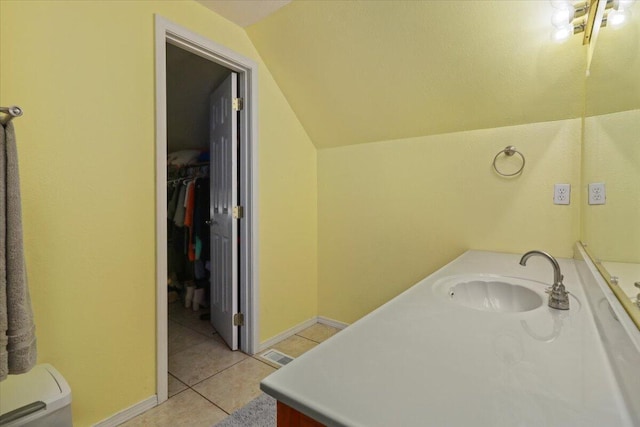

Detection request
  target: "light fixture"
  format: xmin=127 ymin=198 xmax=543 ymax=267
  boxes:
xmin=614 ymin=0 xmax=635 ymax=9
xmin=607 ymin=8 xmax=631 ymax=26
xmin=550 ymin=0 xmax=635 ymax=43
xmin=551 ymin=1 xmax=588 ymax=27
xmin=552 ymin=22 xmax=585 ymax=42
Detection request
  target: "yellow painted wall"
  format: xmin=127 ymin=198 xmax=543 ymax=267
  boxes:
xmin=0 ymin=1 xmax=317 ymax=425
xmin=0 ymin=0 xmax=603 ymax=423
xmin=582 ymin=110 xmax=640 ymax=263
xmin=318 ymin=119 xmax=581 ymax=323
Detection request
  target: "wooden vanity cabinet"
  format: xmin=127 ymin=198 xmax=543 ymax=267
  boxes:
xmin=277 ymin=401 xmax=325 ymax=427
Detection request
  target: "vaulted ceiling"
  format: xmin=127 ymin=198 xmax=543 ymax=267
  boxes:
xmin=198 ymin=0 xmax=291 ymax=27
xmin=198 ymin=0 xmax=638 ymax=149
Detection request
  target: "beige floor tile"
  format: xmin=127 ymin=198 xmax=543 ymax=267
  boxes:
xmin=296 ymin=323 xmax=341 ymax=343
xmin=270 ymin=335 xmax=318 ymax=358
xmin=193 ymin=358 xmax=276 ymax=413
xmin=169 ymin=302 xmax=216 ymax=338
xmin=120 ymin=389 xmax=228 ymax=427
xmin=168 ymin=374 xmax=188 ymax=398
xmin=168 ymin=320 xmax=209 ymax=356
xmin=169 ymin=336 xmax=248 ymax=386
xmin=167 ymin=300 xmax=185 ymax=317
xmin=169 ymin=301 xmax=206 ymax=323
xmin=177 ymin=315 xmax=217 ymax=338
xmin=257 ymin=335 xmax=318 ymax=368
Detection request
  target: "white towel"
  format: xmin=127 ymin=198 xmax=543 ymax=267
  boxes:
xmin=0 ymin=122 xmax=37 ymax=381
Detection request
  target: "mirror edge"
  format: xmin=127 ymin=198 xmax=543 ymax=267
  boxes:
xmin=580 ymin=241 xmax=640 ymax=330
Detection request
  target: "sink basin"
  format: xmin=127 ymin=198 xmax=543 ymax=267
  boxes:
xmin=434 ymin=275 xmax=545 ymax=313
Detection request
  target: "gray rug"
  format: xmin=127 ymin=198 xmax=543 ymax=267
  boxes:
xmin=214 ymin=393 xmax=276 ymax=427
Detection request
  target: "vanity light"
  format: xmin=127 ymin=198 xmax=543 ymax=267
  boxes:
xmin=551 ymin=1 xmax=588 ymax=27
xmin=614 ymin=0 xmax=635 ymax=9
xmin=552 ymin=22 xmax=586 ymax=42
xmin=607 ymin=8 xmax=631 ymax=26
xmin=550 ymin=0 xmax=636 ymax=43
xmin=550 ymin=0 xmax=593 ymax=43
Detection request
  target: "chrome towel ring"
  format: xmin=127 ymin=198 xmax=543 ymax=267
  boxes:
xmin=493 ymin=145 xmax=525 ymax=177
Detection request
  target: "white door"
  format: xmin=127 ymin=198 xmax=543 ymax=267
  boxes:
xmin=209 ymin=72 xmax=239 ymax=350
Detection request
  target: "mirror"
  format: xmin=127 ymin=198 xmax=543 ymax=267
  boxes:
xmin=582 ymin=2 xmax=640 ymax=328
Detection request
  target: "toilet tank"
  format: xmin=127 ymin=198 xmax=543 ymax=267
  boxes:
xmin=0 ymin=364 xmax=72 ymax=427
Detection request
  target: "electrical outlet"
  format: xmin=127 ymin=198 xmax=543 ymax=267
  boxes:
xmin=589 ymin=182 xmax=606 ymax=205
xmin=554 ymin=184 xmax=571 ymax=205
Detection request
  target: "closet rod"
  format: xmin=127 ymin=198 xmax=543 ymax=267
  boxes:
xmin=168 ymin=162 xmax=209 ymax=169
xmin=0 ymin=105 xmax=23 ymax=125
xmin=168 ymin=175 xmax=209 ymax=186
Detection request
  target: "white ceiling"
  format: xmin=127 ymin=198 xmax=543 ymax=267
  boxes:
xmin=196 ymin=0 xmax=291 ymax=27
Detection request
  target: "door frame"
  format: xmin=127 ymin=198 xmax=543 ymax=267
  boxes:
xmin=154 ymin=15 xmax=259 ymax=404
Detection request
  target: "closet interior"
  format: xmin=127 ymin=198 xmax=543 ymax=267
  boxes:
xmin=165 ymin=43 xmax=231 ymax=336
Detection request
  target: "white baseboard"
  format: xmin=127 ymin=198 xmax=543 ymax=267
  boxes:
xmin=317 ymin=316 xmax=349 ymax=330
xmin=257 ymin=317 xmax=318 ymax=353
xmin=94 ymin=317 xmax=349 ymax=425
xmin=92 ymin=395 xmax=157 ymax=427
xmin=257 ymin=316 xmax=350 ymax=353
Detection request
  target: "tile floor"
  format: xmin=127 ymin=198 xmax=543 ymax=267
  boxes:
xmin=120 ymin=302 xmax=341 ymax=426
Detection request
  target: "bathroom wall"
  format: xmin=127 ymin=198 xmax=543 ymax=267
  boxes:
xmin=0 ymin=0 xmax=588 ymax=423
xmin=0 ymin=1 xmax=317 ymax=425
xmin=318 ymin=119 xmax=581 ymax=323
xmin=582 ymin=109 xmax=640 ymax=263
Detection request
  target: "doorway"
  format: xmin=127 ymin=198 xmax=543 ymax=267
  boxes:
xmin=155 ymin=15 xmax=259 ymax=404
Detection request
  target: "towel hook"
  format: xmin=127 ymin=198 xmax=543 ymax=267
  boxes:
xmin=493 ymin=145 xmax=525 ymax=177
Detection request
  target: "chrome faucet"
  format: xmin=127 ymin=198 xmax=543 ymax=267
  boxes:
xmin=519 ymin=250 xmax=570 ymax=310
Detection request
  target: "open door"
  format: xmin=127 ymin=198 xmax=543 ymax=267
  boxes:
xmin=209 ymin=72 xmax=239 ymax=350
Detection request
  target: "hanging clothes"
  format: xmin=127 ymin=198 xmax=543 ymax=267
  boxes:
xmin=172 ymin=184 xmax=187 ymax=227
xmin=183 ymin=180 xmax=197 ymax=261
xmin=193 ymin=177 xmax=210 ymax=262
xmin=167 ymin=182 xmax=181 ymax=220
xmin=166 ymin=160 xmax=210 ymax=285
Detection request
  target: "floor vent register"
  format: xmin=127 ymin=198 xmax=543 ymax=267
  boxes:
xmin=260 ymin=349 xmax=295 ymax=367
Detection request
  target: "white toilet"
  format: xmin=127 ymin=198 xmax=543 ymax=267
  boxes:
xmin=0 ymin=364 xmax=72 ymax=426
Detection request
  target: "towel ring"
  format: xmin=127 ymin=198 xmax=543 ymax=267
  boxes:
xmin=493 ymin=145 xmax=525 ymax=177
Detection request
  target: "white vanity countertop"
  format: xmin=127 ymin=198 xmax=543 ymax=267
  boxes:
xmin=261 ymin=250 xmax=633 ymax=426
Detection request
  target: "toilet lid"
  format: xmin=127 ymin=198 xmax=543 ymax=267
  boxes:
xmin=0 ymin=364 xmax=71 ymax=416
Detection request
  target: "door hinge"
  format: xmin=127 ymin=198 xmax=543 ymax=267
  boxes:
xmin=233 ymin=205 xmax=244 ymax=219
xmin=232 ymin=97 xmax=244 ymax=111
xmin=233 ymin=312 xmax=245 ymax=326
